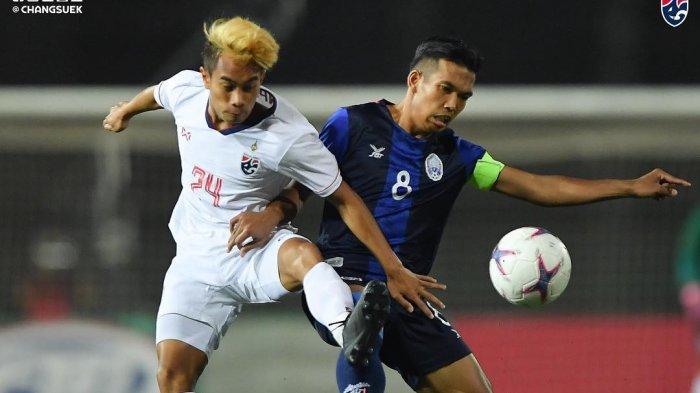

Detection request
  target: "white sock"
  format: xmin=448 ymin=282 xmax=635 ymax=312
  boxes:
xmin=303 ymin=262 xmax=353 ymax=347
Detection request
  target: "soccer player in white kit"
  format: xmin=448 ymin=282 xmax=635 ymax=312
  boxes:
xmin=102 ymin=17 xmax=445 ymax=393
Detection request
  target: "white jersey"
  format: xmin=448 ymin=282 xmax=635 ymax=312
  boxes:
xmin=153 ymin=70 xmax=342 ymax=241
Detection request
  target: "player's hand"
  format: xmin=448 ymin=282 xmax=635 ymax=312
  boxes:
xmin=227 ymin=210 xmax=279 ymax=255
xmin=385 ymin=266 xmax=446 ymax=319
xmin=631 ymin=168 xmax=691 ymax=200
xmin=102 ymin=101 xmax=131 ymax=132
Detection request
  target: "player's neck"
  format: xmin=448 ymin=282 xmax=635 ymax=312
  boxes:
xmin=391 ymin=101 xmax=431 ymax=139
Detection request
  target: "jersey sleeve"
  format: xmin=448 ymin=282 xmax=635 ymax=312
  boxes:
xmin=455 ymin=138 xmax=505 ymax=191
xmin=277 ymin=132 xmax=343 ymax=197
xmin=153 ymin=70 xmax=199 ymax=112
xmin=319 ymin=108 xmax=350 ymax=164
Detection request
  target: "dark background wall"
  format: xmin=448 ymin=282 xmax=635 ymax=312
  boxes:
xmin=1 ymin=0 xmax=698 ymax=85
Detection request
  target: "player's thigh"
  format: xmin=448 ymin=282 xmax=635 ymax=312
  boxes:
xmin=156 ymin=313 xmax=216 ymax=374
xmin=156 ymin=340 xmax=208 ymax=383
xmin=231 ymin=229 xmax=310 ymax=301
xmin=276 ymin=235 xmax=323 ymax=291
xmin=380 ymin=298 xmax=472 ymax=390
xmin=157 ymin=253 xmax=242 ymax=352
xmin=417 ymin=354 xmax=492 ymax=393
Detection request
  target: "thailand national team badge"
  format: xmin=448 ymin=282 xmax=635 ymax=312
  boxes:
xmin=240 ymin=153 xmax=260 ymax=175
xmin=425 ymin=153 xmax=443 ymax=181
xmin=661 ymin=0 xmax=689 ymax=27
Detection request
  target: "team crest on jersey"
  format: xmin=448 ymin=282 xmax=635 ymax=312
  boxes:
xmin=240 ymin=153 xmax=260 ymax=175
xmin=661 ymin=0 xmax=689 ymax=27
xmin=425 ymin=153 xmax=443 ymax=181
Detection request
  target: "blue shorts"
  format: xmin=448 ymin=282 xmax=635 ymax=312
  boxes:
xmin=301 ymin=290 xmax=471 ymax=390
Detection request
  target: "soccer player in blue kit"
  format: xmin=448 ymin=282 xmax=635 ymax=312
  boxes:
xmin=241 ymin=37 xmax=691 ymax=393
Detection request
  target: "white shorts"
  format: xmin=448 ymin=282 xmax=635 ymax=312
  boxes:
xmin=156 ymin=313 xmax=221 ymax=357
xmin=156 ymin=228 xmax=305 ymax=356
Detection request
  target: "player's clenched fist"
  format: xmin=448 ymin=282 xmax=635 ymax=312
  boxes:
xmin=103 ymin=101 xmax=130 ymax=132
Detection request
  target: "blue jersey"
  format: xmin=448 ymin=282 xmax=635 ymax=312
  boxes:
xmin=317 ymin=100 xmax=502 ymax=283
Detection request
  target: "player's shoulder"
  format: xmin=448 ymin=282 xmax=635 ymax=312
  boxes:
xmin=344 ymin=100 xmax=387 ymax=119
xmin=262 ymin=87 xmax=315 ymax=135
xmin=253 ymin=87 xmax=317 ymax=151
xmin=328 ymin=100 xmax=393 ymax=133
xmin=156 ymin=70 xmax=206 ymax=111
xmin=451 ymin=133 xmax=485 ymax=152
xmin=165 ymin=70 xmax=204 ymax=88
xmin=449 ymin=132 xmax=489 ymax=167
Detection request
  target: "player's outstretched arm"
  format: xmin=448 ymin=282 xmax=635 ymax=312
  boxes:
xmin=493 ymin=166 xmax=691 ymax=206
xmin=102 ymin=85 xmax=162 ymax=133
xmin=328 ymin=181 xmax=446 ymax=318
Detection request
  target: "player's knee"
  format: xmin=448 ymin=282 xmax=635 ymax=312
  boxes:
xmin=461 ymin=370 xmax=492 ymax=392
xmin=281 ymin=238 xmax=323 ymax=273
xmin=157 ymin=362 xmax=199 ymax=392
xmin=466 ymin=371 xmax=493 ymax=393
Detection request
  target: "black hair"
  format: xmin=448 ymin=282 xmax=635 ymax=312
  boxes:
xmin=409 ymin=36 xmax=483 ymax=74
xmin=202 ymin=40 xmax=218 ymax=74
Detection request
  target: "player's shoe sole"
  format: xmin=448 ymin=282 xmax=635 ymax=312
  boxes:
xmin=342 ymin=280 xmax=390 ymax=367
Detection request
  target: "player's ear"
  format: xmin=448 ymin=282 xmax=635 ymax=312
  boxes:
xmin=200 ymin=66 xmax=211 ymax=88
xmin=407 ymin=69 xmax=422 ymax=93
xmin=259 ymin=70 xmax=266 ymax=84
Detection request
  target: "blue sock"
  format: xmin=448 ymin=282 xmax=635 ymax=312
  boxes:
xmin=336 ymin=331 xmax=385 ymax=393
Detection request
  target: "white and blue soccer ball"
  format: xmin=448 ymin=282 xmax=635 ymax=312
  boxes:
xmin=489 ymin=227 xmax=571 ymax=307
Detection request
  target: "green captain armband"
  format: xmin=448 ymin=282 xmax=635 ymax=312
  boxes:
xmin=467 ymin=151 xmax=505 ymax=191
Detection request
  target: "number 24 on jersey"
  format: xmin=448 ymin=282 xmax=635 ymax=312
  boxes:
xmin=190 ymin=165 xmax=223 ymax=207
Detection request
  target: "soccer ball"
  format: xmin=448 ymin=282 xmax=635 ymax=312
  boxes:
xmin=489 ymin=227 xmax=571 ymax=307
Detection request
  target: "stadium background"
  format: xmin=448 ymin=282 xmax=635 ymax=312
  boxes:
xmin=1 ymin=1 xmax=698 ymax=392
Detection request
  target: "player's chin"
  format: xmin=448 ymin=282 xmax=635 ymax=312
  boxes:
xmin=223 ymin=113 xmax=246 ymax=124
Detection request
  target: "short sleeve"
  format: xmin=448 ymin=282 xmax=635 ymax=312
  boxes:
xmin=153 ymin=70 xmax=199 ymax=112
xmin=319 ymin=108 xmax=350 ymax=164
xmin=467 ymin=151 xmax=505 ymax=191
xmin=278 ymin=132 xmax=343 ymax=197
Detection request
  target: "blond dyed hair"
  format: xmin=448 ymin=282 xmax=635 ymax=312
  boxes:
xmin=202 ymin=17 xmax=279 ymax=72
